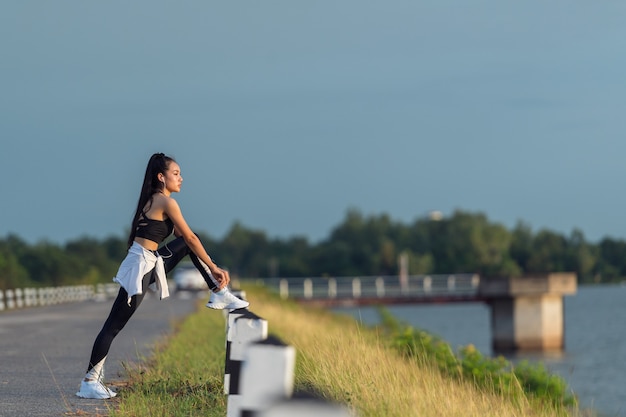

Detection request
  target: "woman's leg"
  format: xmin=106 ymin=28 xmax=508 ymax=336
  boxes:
xmin=84 ymin=271 xmax=152 ymax=377
xmin=159 ymin=236 xmax=220 ymax=291
xmin=160 ymin=236 xmax=248 ymax=310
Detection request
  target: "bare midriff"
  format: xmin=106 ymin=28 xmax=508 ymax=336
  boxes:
xmin=134 ymin=237 xmax=159 ymax=252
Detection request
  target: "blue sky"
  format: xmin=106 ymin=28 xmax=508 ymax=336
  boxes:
xmin=2 ymin=1 xmax=626 ymax=245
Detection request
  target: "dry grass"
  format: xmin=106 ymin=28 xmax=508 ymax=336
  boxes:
xmin=246 ymin=286 xmax=583 ymax=417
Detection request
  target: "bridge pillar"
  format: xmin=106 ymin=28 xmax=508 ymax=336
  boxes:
xmin=479 ymin=273 xmax=577 ymax=352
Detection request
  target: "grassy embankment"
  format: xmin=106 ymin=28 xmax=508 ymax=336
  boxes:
xmin=109 ymin=285 xmax=591 ymax=417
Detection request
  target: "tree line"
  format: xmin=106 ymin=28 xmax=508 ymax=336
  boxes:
xmin=2 ymin=209 xmax=626 ymax=290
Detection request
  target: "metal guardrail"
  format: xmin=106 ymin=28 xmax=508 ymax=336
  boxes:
xmin=0 ymin=283 xmax=121 ymax=311
xmin=260 ymin=274 xmax=480 ymax=301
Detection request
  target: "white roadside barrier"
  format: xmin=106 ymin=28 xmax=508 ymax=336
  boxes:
xmin=224 ymin=291 xmax=253 ymax=391
xmin=6 ymin=289 xmax=15 ymax=309
xmin=225 ymin=306 xmax=356 ymax=417
xmin=0 ymin=283 xmax=120 ymax=311
xmin=239 ymin=336 xmax=295 ymax=416
xmin=225 ymin=309 xmax=269 ymax=417
xmin=15 ymin=288 xmax=24 ymax=308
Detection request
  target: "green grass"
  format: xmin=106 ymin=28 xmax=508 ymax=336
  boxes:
xmin=111 ymin=306 xmax=227 ymax=417
xmin=377 ymin=307 xmax=577 ymax=412
xmin=109 ymin=285 xmax=593 ymax=417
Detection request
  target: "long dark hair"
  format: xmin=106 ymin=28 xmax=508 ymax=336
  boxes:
xmin=127 ymin=153 xmax=175 ymax=248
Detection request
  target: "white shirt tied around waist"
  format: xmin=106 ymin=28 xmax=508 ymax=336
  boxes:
xmin=113 ymin=241 xmax=170 ymax=305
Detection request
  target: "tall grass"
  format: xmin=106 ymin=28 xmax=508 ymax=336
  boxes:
xmin=249 ymin=287 xmax=587 ymax=417
xmin=111 ymin=285 xmax=592 ymax=417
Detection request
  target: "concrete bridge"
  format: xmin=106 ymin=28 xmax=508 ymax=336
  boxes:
xmin=260 ymin=273 xmax=578 ymax=353
xmin=262 ymin=273 xmax=482 ymax=306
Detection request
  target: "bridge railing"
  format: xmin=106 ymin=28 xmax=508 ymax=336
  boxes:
xmin=259 ymin=274 xmax=480 ymax=300
xmin=0 ymin=283 xmax=121 ymax=311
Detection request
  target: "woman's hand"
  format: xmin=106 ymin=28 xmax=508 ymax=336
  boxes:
xmin=210 ymin=266 xmax=231 ymax=290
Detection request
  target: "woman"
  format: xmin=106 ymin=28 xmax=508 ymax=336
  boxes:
xmin=76 ymin=153 xmax=248 ymax=399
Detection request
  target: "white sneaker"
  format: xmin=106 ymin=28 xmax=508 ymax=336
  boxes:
xmin=76 ymin=379 xmax=117 ymax=399
xmin=206 ymin=288 xmax=249 ymax=310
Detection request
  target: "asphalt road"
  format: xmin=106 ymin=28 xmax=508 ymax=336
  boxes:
xmin=0 ymin=289 xmax=205 ymax=417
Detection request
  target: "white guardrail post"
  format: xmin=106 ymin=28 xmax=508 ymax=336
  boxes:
xmin=6 ymin=289 xmax=15 ymax=309
xmin=423 ymin=276 xmax=432 ymax=293
xmin=0 ymin=289 xmax=4 ymax=311
xmin=328 ymin=278 xmax=337 ymax=298
xmin=376 ymin=277 xmax=385 ymax=297
xmin=447 ymin=275 xmax=456 ymax=291
xmin=24 ymin=288 xmax=36 ymax=307
xmin=224 ymin=310 xmax=250 ymax=394
xmin=303 ymin=279 xmax=313 ymax=299
xmin=37 ymin=288 xmax=46 ymax=306
xmin=225 ymin=310 xmax=268 ymax=417
xmin=15 ymin=288 xmax=24 ymax=308
xmin=279 ymin=279 xmax=289 ymax=299
xmin=352 ymin=278 xmax=361 ymax=298
xmin=239 ymin=335 xmax=295 ymax=416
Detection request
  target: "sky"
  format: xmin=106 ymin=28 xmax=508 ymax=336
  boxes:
xmin=2 ymin=1 xmax=626 ymax=245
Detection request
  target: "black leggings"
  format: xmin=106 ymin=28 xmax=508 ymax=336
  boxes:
xmin=86 ymin=236 xmax=218 ymax=372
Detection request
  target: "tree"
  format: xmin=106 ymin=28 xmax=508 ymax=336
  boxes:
xmin=510 ymin=221 xmax=534 ymax=272
xmin=565 ymin=229 xmax=596 ymax=283
xmin=218 ymin=222 xmax=270 ymax=278
xmin=3 ymin=209 xmax=626 ymax=287
xmin=596 ymin=238 xmax=626 ymax=282
xmin=269 ymin=236 xmax=311 ymax=277
xmin=526 ymin=230 xmax=568 ymax=272
xmin=403 ymin=250 xmax=434 ymax=275
xmin=65 ymin=236 xmax=120 ymax=283
xmin=0 ymin=249 xmax=30 ymax=289
xmin=420 ymin=211 xmax=520 ymax=277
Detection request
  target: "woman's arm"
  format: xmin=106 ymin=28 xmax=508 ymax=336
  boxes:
xmin=164 ymin=197 xmax=230 ymax=289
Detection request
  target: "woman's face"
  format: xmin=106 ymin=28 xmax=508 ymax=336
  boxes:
xmin=162 ymin=162 xmax=183 ymax=194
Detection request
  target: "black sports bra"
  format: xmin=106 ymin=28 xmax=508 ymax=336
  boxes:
xmin=134 ymin=213 xmax=174 ymax=244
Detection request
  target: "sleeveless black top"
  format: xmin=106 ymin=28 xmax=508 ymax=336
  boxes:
xmin=134 ymin=213 xmax=174 ymax=244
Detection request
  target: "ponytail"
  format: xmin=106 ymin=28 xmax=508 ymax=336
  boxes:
xmin=127 ymin=153 xmax=175 ymax=248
